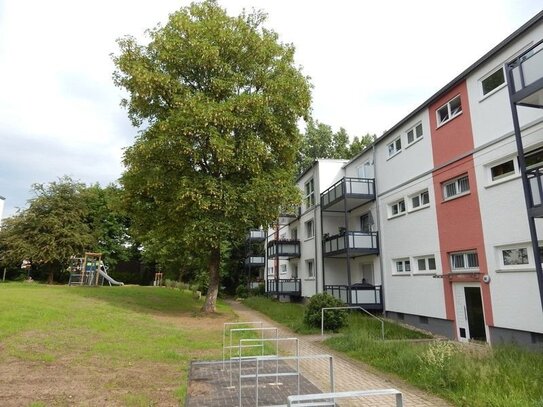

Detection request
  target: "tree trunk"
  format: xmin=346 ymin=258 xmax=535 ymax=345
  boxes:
xmin=201 ymin=246 xmax=221 ymax=313
xmin=47 ymin=270 xmax=54 ymax=284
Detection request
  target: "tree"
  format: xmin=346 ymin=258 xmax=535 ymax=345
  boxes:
xmin=0 ymin=177 xmax=94 ymax=283
xmin=112 ymin=1 xmax=311 ymax=312
xmin=0 ymin=178 xmax=135 ymax=283
xmin=297 ymin=120 xmax=375 ymax=175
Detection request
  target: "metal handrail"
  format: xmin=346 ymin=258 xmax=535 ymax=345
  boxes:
xmin=287 ymin=388 xmax=403 ymax=407
xmin=321 ymin=306 xmax=385 ymax=340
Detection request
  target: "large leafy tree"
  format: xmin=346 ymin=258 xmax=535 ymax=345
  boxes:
xmin=0 ymin=178 xmax=134 ymax=283
xmin=112 ymin=1 xmax=311 ymax=312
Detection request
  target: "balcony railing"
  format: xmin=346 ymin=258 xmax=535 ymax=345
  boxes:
xmin=267 ymin=239 xmax=300 ymax=258
xmin=527 ymin=164 xmax=543 ymax=217
xmin=323 ymin=231 xmax=379 ymax=257
xmin=325 ymin=285 xmax=383 ymax=310
xmin=321 ymin=177 xmax=375 ymax=211
xmin=507 ymin=39 xmax=543 ymax=108
xmin=247 ymin=229 xmax=266 ymax=241
xmin=267 ymin=278 xmax=301 ymax=295
xmin=245 ymin=256 xmax=265 ymax=267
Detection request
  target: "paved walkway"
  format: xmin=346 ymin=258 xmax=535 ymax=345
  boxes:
xmin=225 ymin=300 xmax=452 ymax=407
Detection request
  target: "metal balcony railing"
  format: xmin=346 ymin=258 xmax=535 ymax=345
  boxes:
xmin=244 ymin=256 xmax=265 ymax=267
xmin=267 ymin=278 xmax=301 ymax=295
xmin=325 ymin=284 xmax=383 ymax=309
xmin=246 ymin=229 xmax=266 ymax=241
xmin=267 ymin=239 xmax=300 ymax=258
xmin=321 ymin=177 xmax=375 ymax=211
xmin=507 ymin=39 xmax=543 ymax=107
xmin=323 ymin=231 xmax=379 ymax=256
xmin=527 ymin=164 xmax=543 ymax=216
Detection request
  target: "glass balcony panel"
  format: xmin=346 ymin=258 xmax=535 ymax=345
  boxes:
xmin=529 ymin=168 xmax=543 ymax=206
xmin=522 ymin=47 xmax=543 ymax=87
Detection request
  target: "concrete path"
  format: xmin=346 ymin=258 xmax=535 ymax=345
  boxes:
xmin=227 ymin=300 xmax=452 ymax=407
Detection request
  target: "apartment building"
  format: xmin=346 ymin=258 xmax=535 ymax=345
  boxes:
xmin=265 ymin=10 xmax=543 ymax=346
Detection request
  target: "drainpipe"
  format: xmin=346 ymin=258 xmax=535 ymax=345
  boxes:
xmin=373 ymin=144 xmax=386 ymax=315
xmin=344 ymin=180 xmax=352 ymax=304
xmin=314 ymin=204 xmax=319 ymax=296
xmin=275 ymin=222 xmax=280 ymax=300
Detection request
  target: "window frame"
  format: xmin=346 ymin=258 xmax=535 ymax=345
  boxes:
xmin=393 ymin=258 xmax=411 ymax=275
xmin=388 ymin=199 xmax=406 ymax=219
xmin=480 ymin=66 xmax=506 ymax=99
xmin=280 ymin=264 xmax=287 ymax=275
xmin=306 ymin=259 xmax=315 ymax=279
xmin=436 ymin=95 xmax=462 ymax=127
xmin=415 ymin=255 xmax=437 ymax=274
xmin=409 ymin=189 xmax=430 ymax=212
xmin=450 ymin=251 xmax=479 ymax=272
xmin=304 ymin=178 xmax=315 ymax=209
xmin=406 ymin=122 xmax=424 ymax=146
xmin=387 ymin=137 xmax=402 ymax=158
xmin=496 ymin=244 xmax=535 ymax=272
xmin=442 ymin=174 xmax=470 ymax=201
xmin=489 ymin=158 xmax=517 ymax=182
xmin=305 ymin=219 xmax=314 ymax=239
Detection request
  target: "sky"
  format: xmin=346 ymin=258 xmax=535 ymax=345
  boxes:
xmin=0 ymin=0 xmax=542 ymax=218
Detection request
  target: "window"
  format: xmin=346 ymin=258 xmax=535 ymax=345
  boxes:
xmin=525 ymin=147 xmax=543 ymax=169
xmin=407 ymin=123 xmax=423 ymax=145
xmin=481 ymin=67 xmax=505 ymax=96
xmin=394 ymin=259 xmax=411 ymax=273
xmin=291 ymin=228 xmax=298 ymax=240
xmin=389 ymin=199 xmax=406 ymax=217
xmin=490 ymin=159 xmax=515 ymax=181
xmin=305 ymin=219 xmax=314 ymax=238
xmin=450 ymin=252 xmax=479 ymax=271
xmin=502 ymin=248 xmax=529 ymax=266
xmin=411 ymin=190 xmax=430 ymax=210
xmin=416 ymin=256 xmax=437 ymax=272
xmin=306 ymin=260 xmax=314 ymax=278
xmin=357 ymin=160 xmax=374 ymax=178
xmin=436 ymin=95 xmax=462 ymax=126
xmin=280 ymin=264 xmax=287 ymax=275
xmin=387 ymin=138 xmax=402 ymax=157
xmin=304 ymin=178 xmax=315 ymax=208
xmin=292 ymin=265 xmax=298 ymax=278
xmin=443 ymin=175 xmax=470 ymax=199
xmin=267 ymin=267 xmax=274 ymax=276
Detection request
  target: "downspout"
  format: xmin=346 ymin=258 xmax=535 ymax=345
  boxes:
xmin=343 ymin=180 xmax=352 ymax=304
xmin=275 ymin=222 xmax=280 ymax=300
xmin=314 ymin=204 xmax=319 ymax=296
xmin=373 ymin=144 xmax=386 ymax=315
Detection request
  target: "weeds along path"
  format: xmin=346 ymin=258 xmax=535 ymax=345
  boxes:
xmin=227 ymin=300 xmax=452 ymax=407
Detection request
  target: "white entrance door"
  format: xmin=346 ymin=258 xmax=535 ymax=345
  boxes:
xmin=453 ymin=283 xmax=487 ymax=342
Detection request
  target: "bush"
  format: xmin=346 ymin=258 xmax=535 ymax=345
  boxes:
xmin=304 ymin=293 xmax=346 ymax=331
xmin=235 ymin=284 xmax=249 ymax=299
xmin=249 ymin=282 xmax=265 ymax=297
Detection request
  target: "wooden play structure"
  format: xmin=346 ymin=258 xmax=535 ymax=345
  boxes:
xmin=68 ymin=252 xmax=124 ymax=286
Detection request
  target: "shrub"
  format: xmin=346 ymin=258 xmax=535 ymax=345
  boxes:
xmin=235 ymin=284 xmax=249 ymax=299
xmin=249 ymin=283 xmax=265 ymax=297
xmin=304 ymin=293 xmax=346 ymax=331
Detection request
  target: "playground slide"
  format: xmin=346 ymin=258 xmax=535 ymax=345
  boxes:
xmin=98 ymin=268 xmax=124 ymax=286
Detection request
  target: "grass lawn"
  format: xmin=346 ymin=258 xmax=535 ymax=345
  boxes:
xmin=0 ymin=283 xmax=234 ymax=406
xmin=243 ymin=296 xmax=543 ymax=407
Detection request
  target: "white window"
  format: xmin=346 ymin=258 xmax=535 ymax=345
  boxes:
xmin=490 ymin=159 xmax=516 ymax=181
xmin=304 ymin=178 xmax=315 ymax=208
xmin=436 ymin=95 xmax=462 ymax=126
xmin=394 ymin=258 xmax=411 ymax=273
xmin=306 ymin=260 xmax=314 ymax=278
xmin=525 ymin=147 xmax=543 ymax=169
xmin=267 ymin=267 xmax=274 ymax=276
xmin=305 ymin=219 xmax=314 ymax=238
xmin=450 ymin=252 xmax=479 ymax=271
xmin=291 ymin=228 xmax=298 ymax=240
xmin=389 ymin=199 xmax=406 ymax=218
xmin=481 ymin=67 xmax=505 ymax=96
xmin=387 ymin=138 xmax=402 ymax=157
xmin=357 ymin=160 xmax=374 ymax=178
xmin=502 ymin=247 xmax=529 ymax=266
xmin=416 ymin=256 xmax=437 ymax=272
xmin=292 ymin=264 xmax=298 ymax=278
xmin=410 ymin=190 xmax=430 ymax=210
xmin=443 ymin=175 xmax=470 ymax=200
xmin=280 ymin=264 xmax=287 ymax=275
xmin=406 ymin=123 xmax=423 ymax=145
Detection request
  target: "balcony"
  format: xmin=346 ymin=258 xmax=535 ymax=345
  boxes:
xmin=323 ymin=231 xmax=379 ymax=257
xmin=527 ymin=164 xmax=543 ymax=217
xmin=325 ymin=284 xmax=383 ymax=311
xmin=507 ymin=39 xmax=543 ymax=108
xmin=267 ymin=239 xmax=300 ymax=258
xmin=321 ymin=177 xmax=375 ymax=212
xmin=267 ymin=278 xmax=301 ymax=296
xmin=247 ymin=229 xmax=266 ymax=241
xmin=245 ymin=256 xmax=265 ymax=267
